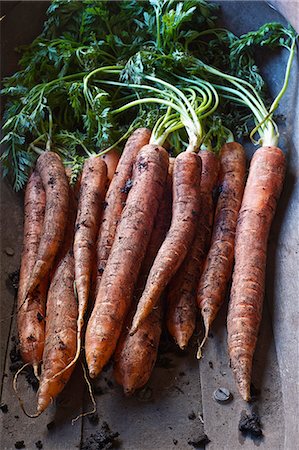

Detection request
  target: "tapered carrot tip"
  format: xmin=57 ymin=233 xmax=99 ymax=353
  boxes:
xmin=37 ymin=393 xmax=50 ymax=415
xmin=123 ymin=387 xmax=134 ymax=397
xmin=175 ymin=334 xmax=188 ymax=351
xmin=88 ymin=368 xmax=98 ymax=379
xmin=231 ymin=362 xmax=251 ymax=402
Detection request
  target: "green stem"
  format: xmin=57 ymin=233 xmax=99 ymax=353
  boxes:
xmin=269 ymin=38 xmax=296 ymax=114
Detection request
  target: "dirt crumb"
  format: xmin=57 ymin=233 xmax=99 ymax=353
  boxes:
xmin=15 ymin=441 xmax=25 ymax=449
xmin=188 ymin=434 xmax=210 ymax=448
xmin=8 ymin=270 xmax=20 ymax=290
xmin=47 ymin=421 xmax=56 ymax=431
xmin=88 ymin=412 xmax=99 ymax=425
xmin=80 ymin=422 xmax=120 ymax=449
xmin=9 ymin=339 xmax=23 ymax=373
xmin=120 ymin=179 xmax=133 ymax=194
xmin=25 ymin=367 xmax=39 ymax=392
xmin=35 ymin=441 xmax=43 ymax=449
xmin=239 ymin=411 xmax=263 ymax=438
xmin=0 ymin=403 xmax=8 ymax=413
xmin=188 ymin=411 xmax=196 ymax=420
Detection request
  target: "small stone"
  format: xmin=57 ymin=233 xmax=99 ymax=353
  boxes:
xmin=5 ymin=247 xmax=14 ymax=256
xmin=0 ymin=403 xmax=8 ymax=413
xmin=15 ymin=442 xmax=25 ymax=449
xmin=213 ymin=387 xmax=232 ymax=403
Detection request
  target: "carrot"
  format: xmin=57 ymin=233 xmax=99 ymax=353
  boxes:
xmin=85 ymin=144 xmax=169 ymax=378
xmin=130 ymin=150 xmax=202 ymax=335
xmin=26 ymin=152 xmax=69 ymax=297
xmin=37 ymin=187 xmax=78 ymax=414
xmin=197 ymin=142 xmax=246 ymax=355
xmin=227 ymin=146 xmax=286 ymax=401
xmin=68 ymin=156 xmax=107 ymax=369
xmin=17 ymin=170 xmax=47 ymax=373
xmin=113 ymin=158 xmax=173 ymax=395
xmin=92 ymin=128 xmax=151 ymax=300
xmin=37 ymin=251 xmax=77 ymax=414
xmin=166 ymin=150 xmax=220 ymax=349
xmin=100 ymin=148 xmax=120 ymax=188
xmin=114 ymin=302 xmax=163 ymax=396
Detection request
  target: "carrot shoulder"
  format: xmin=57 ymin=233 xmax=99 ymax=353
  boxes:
xmin=197 ymin=142 xmax=246 ymax=350
xmin=85 ymin=144 xmax=169 ymax=379
xmin=100 ymin=148 xmax=120 ymax=188
xmin=17 ymin=170 xmax=47 ymax=368
xmin=92 ymin=128 xmax=151 ymax=299
xmin=130 ymin=150 xmax=202 ymax=334
xmin=166 ymin=150 xmax=219 ymax=349
xmin=227 ymin=146 xmax=286 ymax=401
xmin=26 ymin=152 xmax=69 ymax=296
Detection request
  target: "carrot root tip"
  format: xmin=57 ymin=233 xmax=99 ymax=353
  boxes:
xmin=72 ymin=362 xmax=97 ymax=425
xmin=197 ymin=326 xmax=209 ymax=360
xmin=13 ymin=363 xmax=41 ymax=418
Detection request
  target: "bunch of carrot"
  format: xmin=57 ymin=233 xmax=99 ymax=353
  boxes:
xmin=7 ymin=1 xmax=297 ymax=419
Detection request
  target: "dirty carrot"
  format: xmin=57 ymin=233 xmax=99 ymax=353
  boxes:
xmin=228 ymin=146 xmax=286 ymax=401
xmin=92 ymin=128 xmax=151 ymax=300
xmin=85 ymin=143 xmax=169 ymax=378
xmin=70 ymin=157 xmax=107 ymax=368
xmin=37 ymin=188 xmax=78 ymax=414
xmin=199 ymin=33 xmax=296 ymax=398
xmin=130 ymin=150 xmax=202 ymax=334
xmin=166 ymin=150 xmax=220 ymax=349
xmin=114 ymin=158 xmax=173 ymax=395
xmin=25 ymin=151 xmax=69 ymax=297
xmin=17 ymin=170 xmax=47 ymax=374
xmin=100 ymin=148 xmax=120 ymax=188
xmin=197 ymin=142 xmax=246 ymax=355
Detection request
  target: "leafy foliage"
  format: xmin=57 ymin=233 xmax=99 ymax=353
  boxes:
xmin=1 ymin=0 xmax=296 ymax=189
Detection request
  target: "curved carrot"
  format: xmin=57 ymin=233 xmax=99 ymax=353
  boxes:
xmin=26 ymin=152 xmax=69 ymax=296
xmin=197 ymin=142 xmax=246 ymax=355
xmin=37 ymin=188 xmax=78 ymax=414
xmin=92 ymin=128 xmax=151 ymax=300
xmin=17 ymin=170 xmax=47 ymax=371
xmin=227 ymin=146 xmax=286 ymax=401
xmin=114 ymin=159 xmax=173 ymax=395
xmin=85 ymin=144 xmax=169 ymax=379
xmin=130 ymin=150 xmax=202 ymax=335
xmin=166 ymin=150 xmax=220 ymax=349
xmin=37 ymin=251 xmax=77 ymax=414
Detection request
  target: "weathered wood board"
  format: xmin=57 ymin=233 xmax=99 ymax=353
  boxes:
xmin=1 ymin=1 xmax=298 ymax=449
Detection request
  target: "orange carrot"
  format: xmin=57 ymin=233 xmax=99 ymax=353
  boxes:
xmin=85 ymin=144 xmax=169 ymax=379
xmin=17 ymin=170 xmax=47 ymax=373
xmin=71 ymin=157 xmax=107 ymax=368
xmin=37 ymin=187 xmax=78 ymax=414
xmin=26 ymin=152 xmax=69 ymax=297
xmin=113 ymin=158 xmax=173 ymax=395
xmin=92 ymin=128 xmax=151 ymax=300
xmin=130 ymin=151 xmax=202 ymax=335
xmin=166 ymin=150 xmax=220 ymax=349
xmin=197 ymin=142 xmax=246 ymax=355
xmin=227 ymin=146 xmax=286 ymax=401
xmin=101 ymin=148 xmax=120 ymax=188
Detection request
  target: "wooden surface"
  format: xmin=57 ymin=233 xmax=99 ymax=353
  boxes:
xmin=1 ymin=1 xmax=298 ymax=449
